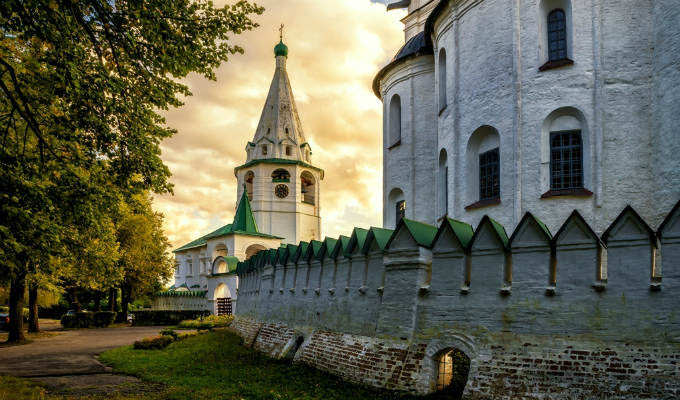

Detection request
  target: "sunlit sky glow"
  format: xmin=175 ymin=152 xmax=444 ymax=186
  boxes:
xmin=155 ymin=0 xmax=406 ymax=249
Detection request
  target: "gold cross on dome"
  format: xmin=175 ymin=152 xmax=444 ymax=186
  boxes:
xmin=279 ymin=24 xmax=284 ymax=41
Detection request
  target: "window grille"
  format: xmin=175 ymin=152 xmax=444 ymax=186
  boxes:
xmin=548 ymin=9 xmax=567 ymax=61
xmin=437 ymin=350 xmax=454 ymax=391
xmin=396 ymin=200 xmax=406 ymax=225
xmin=550 ymin=130 xmax=583 ymax=190
xmin=479 ymin=148 xmax=500 ymax=201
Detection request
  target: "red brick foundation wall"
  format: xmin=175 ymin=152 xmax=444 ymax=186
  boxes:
xmin=230 ymin=317 xmax=262 ymax=347
xmin=252 ymin=323 xmax=297 ymax=358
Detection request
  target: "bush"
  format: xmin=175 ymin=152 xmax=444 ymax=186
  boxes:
xmin=61 ymin=311 xmax=116 ymax=328
xmin=131 ymin=310 xmax=210 ymax=326
xmin=133 ymin=335 xmax=174 ymax=350
xmin=178 ymin=315 xmax=234 ymax=330
xmin=92 ymin=311 xmax=117 ymax=328
xmin=160 ymin=329 xmax=179 ymax=339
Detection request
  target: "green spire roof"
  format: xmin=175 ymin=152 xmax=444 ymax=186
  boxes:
xmin=274 ymin=40 xmax=288 ymax=57
xmin=232 ymin=189 xmax=259 ymax=234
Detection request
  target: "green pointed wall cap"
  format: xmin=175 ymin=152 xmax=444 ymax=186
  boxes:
xmin=386 ymin=218 xmax=438 ymax=249
xmin=320 ymin=237 xmax=338 ymax=259
xmin=304 ymin=240 xmax=323 ymax=261
xmin=470 ymin=215 xmax=510 ymax=250
xmin=346 ymin=228 xmax=369 ymax=256
xmin=552 ymin=210 xmax=605 ymax=248
xmin=509 ymin=212 xmax=553 ymax=248
xmin=362 ymin=227 xmax=395 ymax=253
xmin=293 ymin=241 xmax=309 ymax=263
xmin=432 ymin=218 xmax=474 ymax=250
xmin=330 ymin=235 xmax=351 ymax=259
xmin=274 ymin=40 xmax=288 ymax=57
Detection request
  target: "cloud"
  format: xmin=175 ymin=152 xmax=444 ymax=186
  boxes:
xmin=155 ymin=0 xmax=405 ymax=248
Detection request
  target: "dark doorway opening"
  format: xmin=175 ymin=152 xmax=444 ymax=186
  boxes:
xmin=429 ymin=348 xmax=470 ymax=400
xmin=285 ymin=336 xmax=305 ymax=360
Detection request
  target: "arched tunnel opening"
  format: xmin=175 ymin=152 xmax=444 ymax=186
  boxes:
xmin=428 ymin=348 xmax=471 ymax=400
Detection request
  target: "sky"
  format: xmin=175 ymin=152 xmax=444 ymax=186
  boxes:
xmin=155 ymin=0 xmax=406 ymax=249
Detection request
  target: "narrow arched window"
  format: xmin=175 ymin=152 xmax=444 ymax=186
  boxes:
xmin=550 ymin=130 xmax=583 ymax=190
xmin=438 ymin=149 xmax=448 ymax=218
xmin=548 ymin=9 xmax=567 ymax=61
xmin=396 ymin=200 xmax=406 ymax=226
xmin=389 ymin=95 xmax=401 ymax=147
xmin=439 ymin=49 xmax=447 ymax=111
xmin=479 ymin=148 xmax=500 ymax=201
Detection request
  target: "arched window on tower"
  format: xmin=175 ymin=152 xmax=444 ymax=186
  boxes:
xmin=439 ymin=49 xmax=447 ymax=111
xmin=271 ymin=169 xmax=290 ymax=183
xmin=550 ymin=130 xmax=583 ymax=190
xmin=387 ymin=188 xmax=405 ymax=229
xmin=465 ymin=126 xmax=501 ymax=208
xmin=389 ymin=94 xmax=401 ymax=148
xmin=438 ymin=149 xmax=448 ymax=219
xmin=245 ymin=171 xmax=255 ymax=201
xmin=301 ymin=171 xmax=315 ymax=205
xmin=548 ymin=9 xmax=567 ymax=61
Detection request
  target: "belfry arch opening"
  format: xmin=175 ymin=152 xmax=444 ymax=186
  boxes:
xmin=245 ymin=244 xmax=267 ymax=260
xmin=245 ymin=171 xmax=255 ymax=200
xmin=272 ymin=168 xmax=290 ymax=182
xmin=301 ymin=171 xmax=315 ymax=205
xmin=433 ymin=348 xmax=471 ymax=399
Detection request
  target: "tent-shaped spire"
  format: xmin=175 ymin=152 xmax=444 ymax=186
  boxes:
xmin=231 ymin=187 xmax=259 ymax=234
xmin=250 ymin=38 xmax=308 ymax=160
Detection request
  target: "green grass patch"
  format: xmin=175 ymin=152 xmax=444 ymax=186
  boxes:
xmin=0 ymin=376 xmax=48 ymax=400
xmin=100 ymin=330 xmax=458 ymax=400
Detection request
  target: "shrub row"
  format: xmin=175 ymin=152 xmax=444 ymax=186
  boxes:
xmin=61 ymin=311 xmax=117 ymax=328
xmin=177 ymin=315 xmax=234 ymax=330
xmin=131 ymin=310 xmax=210 ymax=326
xmin=133 ymin=329 xmax=202 ymax=350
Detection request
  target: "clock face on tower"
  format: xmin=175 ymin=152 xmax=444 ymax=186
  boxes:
xmin=275 ymin=184 xmax=289 ymax=199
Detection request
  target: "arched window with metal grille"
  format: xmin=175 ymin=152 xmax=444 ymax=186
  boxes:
xmin=550 ymin=130 xmax=583 ymax=190
xmin=548 ymin=9 xmax=567 ymax=61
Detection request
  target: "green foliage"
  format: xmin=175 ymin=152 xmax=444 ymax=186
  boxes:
xmin=159 ymin=329 xmax=179 ymax=340
xmin=133 ymin=335 xmax=174 ymax=350
xmin=131 ymin=310 xmax=209 ymax=326
xmin=0 ymin=0 xmax=263 ymax=341
xmin=60 ymin=311 xmax=116 ymax=328
xmin=101 ymin=330 xmax=463 ymax=400
xmin=177 ymin=315 xmax=234 ymax=330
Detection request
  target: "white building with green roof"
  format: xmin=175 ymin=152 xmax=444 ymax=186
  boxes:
xmin=155 ymin=35 xmax=323 ymax=314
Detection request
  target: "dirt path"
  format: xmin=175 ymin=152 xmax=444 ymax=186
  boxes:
xmin=0 ymin=326 xmax=167 ymax=396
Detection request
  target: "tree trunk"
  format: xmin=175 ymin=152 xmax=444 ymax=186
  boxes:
xmin=71 ymin=288 xmax=81 ymax=312
xmin=93 ymin=292 xmax=101 ymax=312
xmin=120 ymin=284 xmax=132 ymax=323
xmin=108 ymin=288 xmax=118 ymax=312
xmin=8 ymin=271 xmax=27 ymax=342
xmin=28 ymin=283 xmax=39 ymax=333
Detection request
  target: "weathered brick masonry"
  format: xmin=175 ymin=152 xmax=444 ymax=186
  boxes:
xmin=232 ymin=204 xmax=680 ymax=398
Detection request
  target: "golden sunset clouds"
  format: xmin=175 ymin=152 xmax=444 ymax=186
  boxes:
xmin=155 ymin=0 xmax=406 ymax=248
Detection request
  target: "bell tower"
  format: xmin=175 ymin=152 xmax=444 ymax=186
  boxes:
xmin=234 ymin=29 xmax=323 ymax=244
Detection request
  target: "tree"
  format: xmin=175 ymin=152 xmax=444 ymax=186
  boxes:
xmin=116 ymin=194 xmax=174 ymax=321
xmin=0 ymin=0 xmax=263 ymax=341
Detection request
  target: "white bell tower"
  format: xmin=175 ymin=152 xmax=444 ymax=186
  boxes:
xmin=234 ymin=28 xmax=323 ymax=245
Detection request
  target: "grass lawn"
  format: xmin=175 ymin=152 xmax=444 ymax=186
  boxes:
xmin=100 ymin=329 xmax=458 ymax=400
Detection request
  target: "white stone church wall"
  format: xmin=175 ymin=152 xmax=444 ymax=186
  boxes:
xmin=385 ymin=0 xmax=680 ymax=236
xmin=382 ymin=56 xmax=437 ymax=228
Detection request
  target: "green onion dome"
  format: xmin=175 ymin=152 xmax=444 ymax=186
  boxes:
xmin=274 ymin=40 xmax=288 ymax=57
